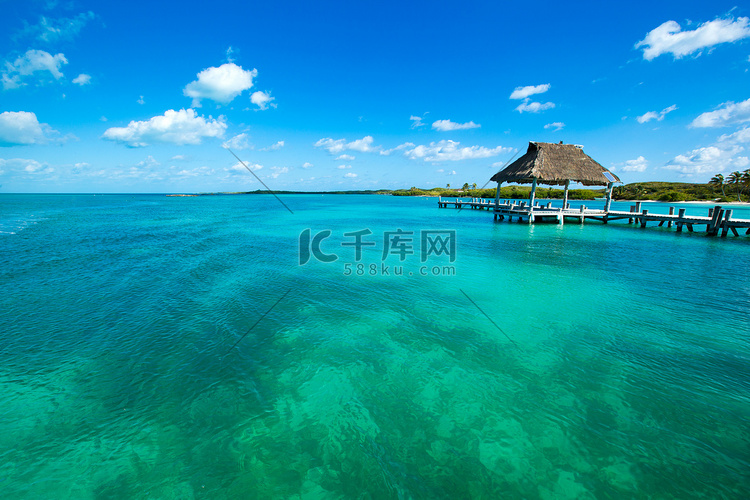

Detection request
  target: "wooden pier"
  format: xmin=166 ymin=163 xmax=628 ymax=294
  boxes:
xmin=437 ymin=197 xmax=750 ymax=237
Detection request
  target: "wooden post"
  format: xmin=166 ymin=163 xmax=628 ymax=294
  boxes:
xmin=676 ymin=208 xmax=686 ymax=232
xmin=604 ymin=182 xmax=613 ymax=212
xmin=529 ymin=177 xmax=537 ymax=208
xmin=707 ymin=205 xmax=723 ymax=235
xmin=641 ymin=210 xmax=648 ymax=228
xmin=668 ymin=206 xmax=674 ymax=228
xmin=494 ymin=182 xmax=501 ymax=209
xmin=721 ymin=210 xmax=733 ymax=237
xmin=562 ymin=179 xmax=570 ymax=211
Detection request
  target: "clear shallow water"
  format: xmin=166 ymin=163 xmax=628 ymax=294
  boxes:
xmin=1 ymin=193 xmax=749 ymax=499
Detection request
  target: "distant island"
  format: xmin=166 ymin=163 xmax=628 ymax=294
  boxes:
xmin=169 ymin=181 xmax=747 ymax=203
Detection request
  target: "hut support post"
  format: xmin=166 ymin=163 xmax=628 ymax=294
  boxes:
xmin=562 ymin=179 xmax=570 ymax=210
xmin=529 ymin=177 xmax=538 ymax=208
xmin=494 ymin=182 xmax=501 ymax=208
xmin=604 ymin=182 xmax=613 ymax=212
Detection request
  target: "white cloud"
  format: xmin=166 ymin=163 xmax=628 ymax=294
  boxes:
xmin=515 ymin=100 xmax=555 ymax=113
xmin=102 ymin=108 xmax=226 ymax=147
xmin=260 ymin=140 xmax=284 ymax=151
xmin=612 ymin=156 xmax=649 ymax=172
xmin=403 ymin=140 xmax=511 ymax=162
xmin=250 ymin=90 xmax=276 ymax=110
xmin=183 ymin=63 xmax=257 ymax=107
xmin=15 ymin=11 xmax=96 ymax=44
xmin=337 ymin=164 xmax=351 ymax=169
xmin=637 ymin=104 xmax=678 ymax=123
xmin=348 ymin=136 xmax=378 ymax=152
xmin=175 ymin=166 xmax=215 ymax=178
xmin=665 ymin=145 xmax=749 ymax=175
xmin=344 ymin=172 xmax=357 ymax=178
xmin=222 ymin=132 xmax=252 ymax=150
xmin=380 ymin=142 xmax=414 ymax=156
xmin=432 ymin=119 xmax=481 ymax=131
xmin=448 ymin=170 xmax=457 ymax=175
xmin=270 ymin=166 xmax=289 ymax=178
xmin=636 ymin=17 xmax=750 ymax=60
xmin=718 ymin=126 xmax=750 ymax=144
xmin=0 ymin=158 xmax=54 ymax=175
xmin=302 ymin=162 xmax=313 ymax=168
xmin=315 ymin=135 xmax=381 ymax=155
xmin=544 ymin=122 xmax=565 ymax=131
xmin=410 ymin=115 xmax=427 ymax=129
xmin=72 ymin=73 xmax=90 ymax=85
xmin=137 ymin=155 xmax=160 ymax=168
xmin=171 ymin=155 xmax=188 ymax=161
xmin=690 ymin=98 xmax=750 ymax=128
xmin=0 ymin=111 xmax=58 ymax=146
xmin=510 ymin=84 xmax=550 ymax=100
xmin=336 ymin=154 xmax=355 ymax=160
xmin=2 ymin=49 xmax=67 ymax=89
xmin=137 ymin=95 xmax=145 ymax=105
xmin=226 ymin=161 xmax=262 ymax=175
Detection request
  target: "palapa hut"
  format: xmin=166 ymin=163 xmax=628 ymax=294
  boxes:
xmin=491 ymin=141 xmax=620 ymax=211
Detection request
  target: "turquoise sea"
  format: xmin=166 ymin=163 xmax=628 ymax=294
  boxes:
xmin=1 ymin=193 xmax=749 ymax=499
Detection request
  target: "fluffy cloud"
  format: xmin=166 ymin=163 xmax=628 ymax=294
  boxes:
xmin=270 ymin=166 xmax=289 ymax=178
xmin=226 ymin=161 xmax=263 ymax=175
xmin=302 ymin=162 xmax=313 ymax=168
xmin=0 ymin=111 xmax=58 ymax=146
xmin=15 ymin=11 xmax=96 ymax=44
xmin=664 ymin=145 xmax=748 ymax=175
xmin=510 ymin=83 xmax=554 ymax=113
xmin=636 ymin=17 xmax=750 ymax=60
xmin=403 ymin=140 xmax=510 ymax=162
xmin=432 ymin=119 xmax=481 ymax=131
xmin=72 ymin=73 xmax=91 ymax=85
xmin=337 ymin=164 xmax=352 ymax=169
xmin=410 ymin=115 xmax=427 ymax=129
xmin=515 ymin=101 xmax=555 ymax=113
xmin=260 ymin=140 xmax=284 ymax=151
xmin=509 ymin=84 xmax=550 ymax=100
xmin=612 ymin=156 xmax=649 ymax=172
xmin=0 ymin=158 xmax=54 ymax=175
xmin=690 ymin=98 xmax=750 ymax=128
xmin=250 ymin=90 xmax=276 ymax=110
xmin=183 ymin=63 xmax=257 ymax=107
xmin=637 ymin=104 xmax=678 ymax=124
xmin=2 ymin=49 xmax=67 ymax=89
xmin=315 ymin=135 xmax=381 ymax=155
xmin=336 ymin=154 xmax=355 ymax=160
xmin=344 ymin=172 xmax=357 ymax=178
xmin=222 ymin=132 xmax=253 ymax=150
xmin=544 ymin=122 xmax=565 ymax=131
xmin=102 ymin=109 xmax=226 ymax=147
xmin=718 ymin=126 xmax=750 ymax=144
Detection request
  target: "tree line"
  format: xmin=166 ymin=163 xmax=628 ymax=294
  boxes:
xmin=709 ymin=170 xmax=750 ymax=202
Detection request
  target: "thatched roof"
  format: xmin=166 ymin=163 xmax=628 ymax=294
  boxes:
xmin=490 ymin=142 xmax=620 ymax=186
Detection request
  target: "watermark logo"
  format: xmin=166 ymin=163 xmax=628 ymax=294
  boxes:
xmin=299 ymin=228 xmax=457 ymax=276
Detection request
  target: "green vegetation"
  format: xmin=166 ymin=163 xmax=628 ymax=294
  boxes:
xmin=189 ymin=173 xmax=750 ymax=202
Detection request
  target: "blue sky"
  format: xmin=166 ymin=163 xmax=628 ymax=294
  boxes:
xmin=1 ymin=0 xmax=750 ymax=193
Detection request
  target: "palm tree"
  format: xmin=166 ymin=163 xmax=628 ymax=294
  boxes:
xmin=741 ymin=169 xmax=750 ymax=201
xmin=709 ymin=173 xmax=726 ymax=198
xmin=462 ymin=182 xmax=470 ymax=190
xmin=727 ymin=171 xmax=743 ymax=201
xmin=472 ymin=183 xmax=477 ymax=189
xmin=446 ymin=183 xmax=451 ymax=189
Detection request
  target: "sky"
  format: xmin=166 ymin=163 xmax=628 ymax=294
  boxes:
xmin=1 ymin=0 xmax=750 ymax=193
